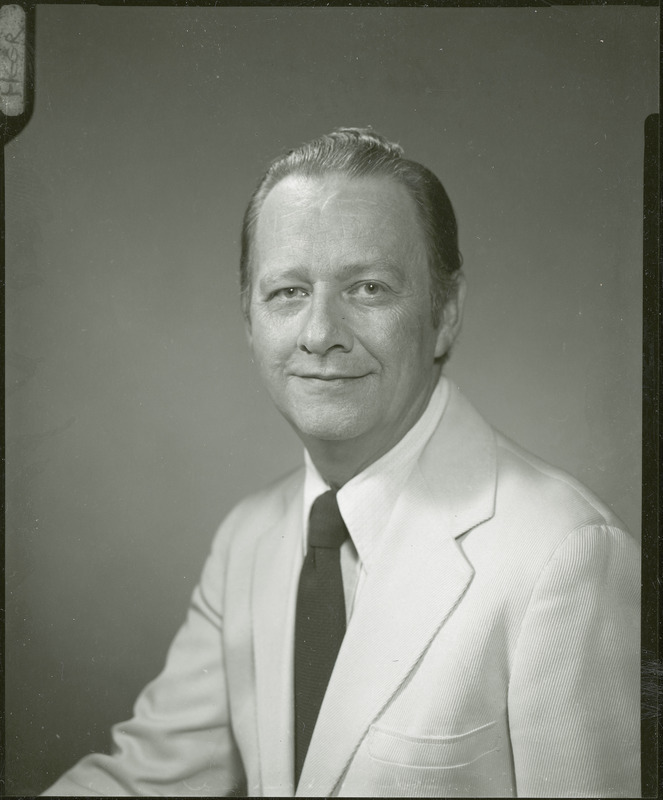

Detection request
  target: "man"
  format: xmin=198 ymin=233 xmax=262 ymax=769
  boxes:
xmin=43 ymin=128 xmax=640 ymax=797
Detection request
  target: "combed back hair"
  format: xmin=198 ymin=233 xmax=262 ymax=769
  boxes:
xmin=239 ymin=127 xmax=462 ymax=324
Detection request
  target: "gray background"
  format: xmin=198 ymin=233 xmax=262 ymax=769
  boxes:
xmin=4 ymin=6 xmax=657 ymax=795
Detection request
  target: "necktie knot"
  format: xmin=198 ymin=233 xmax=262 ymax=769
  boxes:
xmin=308 ymin=490 xmax=348 ymax=549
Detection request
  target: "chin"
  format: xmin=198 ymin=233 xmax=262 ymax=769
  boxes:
xmin=288 ymin=407 xmax=372 ymax=443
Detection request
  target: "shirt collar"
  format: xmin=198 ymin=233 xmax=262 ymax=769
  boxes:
xmin=302 ymin=376 xmax=450 ymax=571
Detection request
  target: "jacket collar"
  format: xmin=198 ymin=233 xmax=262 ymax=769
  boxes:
xmin=417 ymin=380 xmax=497 ymax=540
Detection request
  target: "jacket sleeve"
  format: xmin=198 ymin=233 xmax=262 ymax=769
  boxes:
xmin=41 ymin=513 xmax=246 ymax=797
xmin=507 ymin=522 xmax=640 ymax=798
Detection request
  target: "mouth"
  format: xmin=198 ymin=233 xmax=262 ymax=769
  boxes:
xmin=293 ymin=374 xmax=368 ymax=382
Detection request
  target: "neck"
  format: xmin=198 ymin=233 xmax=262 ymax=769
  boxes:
xmin=302 ymin=373 xmax=440 ymax=489
xmin=304 ymin=439 xmax=385 ymax=490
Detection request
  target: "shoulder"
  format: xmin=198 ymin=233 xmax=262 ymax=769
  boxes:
xmin=426 ymin=382 xmax=635 ymax=549
xmin=207 ymin=466 xmax=305 ymax=558
xmin=477 ymin=430 xmax=640 ymax=593
xmin=225 ymin=466 xmax=304 ymax=529
xmin=433 ymin=386 xmax=639 ymax=587
xmin=494 ymin=430 xmax=629 ymax=533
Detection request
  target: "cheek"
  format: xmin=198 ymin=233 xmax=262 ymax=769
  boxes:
xmin=360 ymin=308 xmax=433 ymax=363
xmin=250 ymin=319 xmax=296 ymax=376
xmin=397 ymin=301 xmax=439 ymax=350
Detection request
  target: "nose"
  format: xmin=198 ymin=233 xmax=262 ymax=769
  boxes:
xmin=297 ymin=292 xmax=353 ymax=355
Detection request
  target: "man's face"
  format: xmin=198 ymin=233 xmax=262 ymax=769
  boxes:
xmin=247 ymin=173 xmax=460 ymax=458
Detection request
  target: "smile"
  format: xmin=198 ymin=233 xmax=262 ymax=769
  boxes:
xmin=294 ymin=374 xmax=367 ymax=381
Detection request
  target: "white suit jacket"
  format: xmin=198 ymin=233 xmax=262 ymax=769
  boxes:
xmin=44 ymin=384 xmax=640 ymax=797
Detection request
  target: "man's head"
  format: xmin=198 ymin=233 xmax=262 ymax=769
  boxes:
xmin=241 ymin=128 xmax=466 ymax=482
xmin=240 ymin=128 xmax=462 ymax=326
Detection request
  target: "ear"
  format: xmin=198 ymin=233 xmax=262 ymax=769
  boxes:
xmin=434 ymin=272 xmax=467 ymax=360
xmin=244 ymin=312 xmax=253 ymax=349
xmin=241 ymin=288 xmax=254 ymax=347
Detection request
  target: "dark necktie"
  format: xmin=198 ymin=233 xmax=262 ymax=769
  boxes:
xmin=294 ymin=490 xmax=349 ymax=787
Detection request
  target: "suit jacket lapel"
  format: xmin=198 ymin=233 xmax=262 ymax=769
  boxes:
xmin=417 ymin=382 xmax=497 ymax=538
xmin=296 ymin=384 xmax=498 ymax=796
xmin=252 ymin=481 xmax=304 ymax=796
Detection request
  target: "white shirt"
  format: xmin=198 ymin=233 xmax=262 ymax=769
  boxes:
xmin=302 ymin=376 xmax=450 ymax=620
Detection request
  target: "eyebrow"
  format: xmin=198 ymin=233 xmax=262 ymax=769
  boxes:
xmin=257 ymin=257 xmax=409 ymax=290
xmin=257 ymin=266 xmax=309 ymax=292
xmin=333 ymin=258 xmax=408 ymax=282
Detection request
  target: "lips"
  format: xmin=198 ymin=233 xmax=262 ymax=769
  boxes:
xmin=293 ymin=373 xmax=367 ymax=381
xmin=292 ymin=372 xmax=366 ymax=383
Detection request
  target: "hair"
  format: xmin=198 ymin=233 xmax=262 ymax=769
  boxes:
xmin=239 ymin=127 xmax=462 ymax=324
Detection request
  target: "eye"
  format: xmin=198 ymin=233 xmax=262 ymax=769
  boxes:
xmin=272 ymin=287 xmax=309 ymax=300
xmin=352 ymin=281 xmax=387 ymax=298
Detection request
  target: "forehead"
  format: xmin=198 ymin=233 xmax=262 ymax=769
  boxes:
xmin=253 ymin=173 xmax=427 ymax=268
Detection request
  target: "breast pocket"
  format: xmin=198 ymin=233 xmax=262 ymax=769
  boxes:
xmin=363 ymin=721 xmax=509 ymax=797
xmin=368 ymin=720 xmax=499 ymax=768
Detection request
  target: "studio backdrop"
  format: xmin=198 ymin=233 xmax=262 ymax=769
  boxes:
xmin=4 ymin=5 xmax=657 ymax=795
